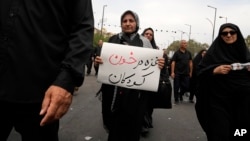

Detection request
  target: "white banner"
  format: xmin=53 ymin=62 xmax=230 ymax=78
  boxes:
xmin=97 ymin=42 xmax=163 ymax=92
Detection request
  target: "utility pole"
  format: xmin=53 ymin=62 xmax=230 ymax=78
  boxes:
xmin=100 ymin=5 xmax=107 ymax=39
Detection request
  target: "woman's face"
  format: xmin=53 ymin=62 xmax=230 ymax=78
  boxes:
xmin=220 ymin=27 xmax=237 ymax=44
xmin=201 ymin=50 xmax=206 ymax=57
xmin=143 ymin=29 xmax=153 ymax=41
xmin=121 ymin=14 xmax=137 ymax=34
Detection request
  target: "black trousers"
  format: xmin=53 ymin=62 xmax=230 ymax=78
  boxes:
xmin=86 ymin=59 xmax=93 ymax=74
xmin=107 ymin=93 xmax=149 ymax=141
xmin=189 ymin=76 xmax=197 ymax=101
xmin=173 ymin=74 xmax=190 ymax=101
xmin=94 ymin=65 xmax=99 ymax=75
xmin=102 ymin=91 xmax=114 ymax=131
xmin=0 ymin=101 xmax=59 ymax=141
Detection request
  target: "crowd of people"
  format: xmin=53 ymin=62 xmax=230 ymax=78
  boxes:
xmin=86 ymin=20 xmax=250 ymax=141
xmin=94 ymin=9 xmax=250 ymax=141
xmin=1 ymin=1 xmax=249 ymax=140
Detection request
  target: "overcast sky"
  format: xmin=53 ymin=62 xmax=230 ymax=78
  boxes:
xmin=92 ymin=0 xmax=250 ymax=49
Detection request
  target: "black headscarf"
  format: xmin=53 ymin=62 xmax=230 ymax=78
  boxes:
xmin=199 ymin=23 xmax=250 ymax=70
xmin=193 ymin=49 xmax=207 ymax=76
xmin=141 ymin=27 xmax=158 ymax=49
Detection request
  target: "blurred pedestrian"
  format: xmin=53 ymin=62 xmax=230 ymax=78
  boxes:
xmin=196 ymin=23 xmax=250 ymax=141
xmin=95 ymin=10 xmax=165 ymax=141
xmin=171 ymin=40 xmax=193 ymax=104
xmin=86 ymin=47 xmax=94 ymax=75
xmin=0 ymin=1 xmax=94 ymax=140
xmin=189 ymin=49 xmax=206 ymax=103
xmin=141 ymin=27 xmax=158 ymax=49
xmin=140 ymin=27 xmax=157 ymax=133
xmin=94 ymin=39 xmax=103 ymax=76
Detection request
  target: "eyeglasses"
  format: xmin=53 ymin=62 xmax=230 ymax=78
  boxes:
xmin=220 ymin=31 xmax=237 ymax=36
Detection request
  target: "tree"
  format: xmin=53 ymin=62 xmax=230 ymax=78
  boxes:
xmin=165 ymin=39 xmax=208 ymax=58
xmin=246 ymin=35 xmax=250 ymax=48
xmin=93 ymin=32 xmax=110 ymax=47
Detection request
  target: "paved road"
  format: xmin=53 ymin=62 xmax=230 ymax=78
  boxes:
xmin=8 ymin=72 xmax=207 ymax=141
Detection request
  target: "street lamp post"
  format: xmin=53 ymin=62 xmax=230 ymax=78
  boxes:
xmin=185 ymin=24 xmax=191 ymax=42
xmin=207 ymin=5 xmax=217 ymax=42
xmin=100 ymin=5 xmax=107 ymax=38
xmin=219 ymin=16 xmax=227 ymax=23
xmin=206 ymin=18 xmax=213 ymax=28
xmin=185 ymin=24 xmax=192 ymax=53
xmin=178 ymin=30 xmax=185 ymax=40
xmin=206 ymin=18 xmax=214 ymax=43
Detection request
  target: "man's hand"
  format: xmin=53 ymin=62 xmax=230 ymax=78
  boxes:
xmin=40 ymin=85 xmax=73 ymax=126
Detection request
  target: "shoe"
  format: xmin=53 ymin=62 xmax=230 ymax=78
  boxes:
xmin=74 ymin=87 xmax=79 ymax=91
xmin=141 ymin=127 xmax=149 ymax=137
xmin=180 ymin=96 xmax=183 ymax=101
xmin=141 ymin=127 xmax=149 ymax=133
xmin=185 ymin=92 xmax=190 ymax=97
xmin=73 ymin=87 xmax=79 ymax=96
xmin=174 ymin=100 xmax=179 ymax=104
xmin=189 ymin=100 xmax=194 ymax=103
xmin=103 ymin=125 xmax=109 ymax=133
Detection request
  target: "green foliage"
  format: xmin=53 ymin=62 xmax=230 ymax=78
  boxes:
xmin=165 ymin=39 xmax=209 ymax=58
xmin=246 ymin=35 xmax=250 ymax=48
xmin=93 ymin=32 xmax=110 ymax=47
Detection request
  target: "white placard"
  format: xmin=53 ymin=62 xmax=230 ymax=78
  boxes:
xmin=97 ymin=42 xmax=163 ymax=92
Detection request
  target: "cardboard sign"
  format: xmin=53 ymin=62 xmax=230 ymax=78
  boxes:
xmin=97 ymin=42 xmax=163 ymax=92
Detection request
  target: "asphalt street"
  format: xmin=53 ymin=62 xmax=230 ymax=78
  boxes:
xmin=8 ymin=71 xmax=207 ymax=141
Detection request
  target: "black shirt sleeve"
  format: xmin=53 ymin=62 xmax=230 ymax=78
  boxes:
xmin=52 ymin=0 xmax=94 ymax=93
